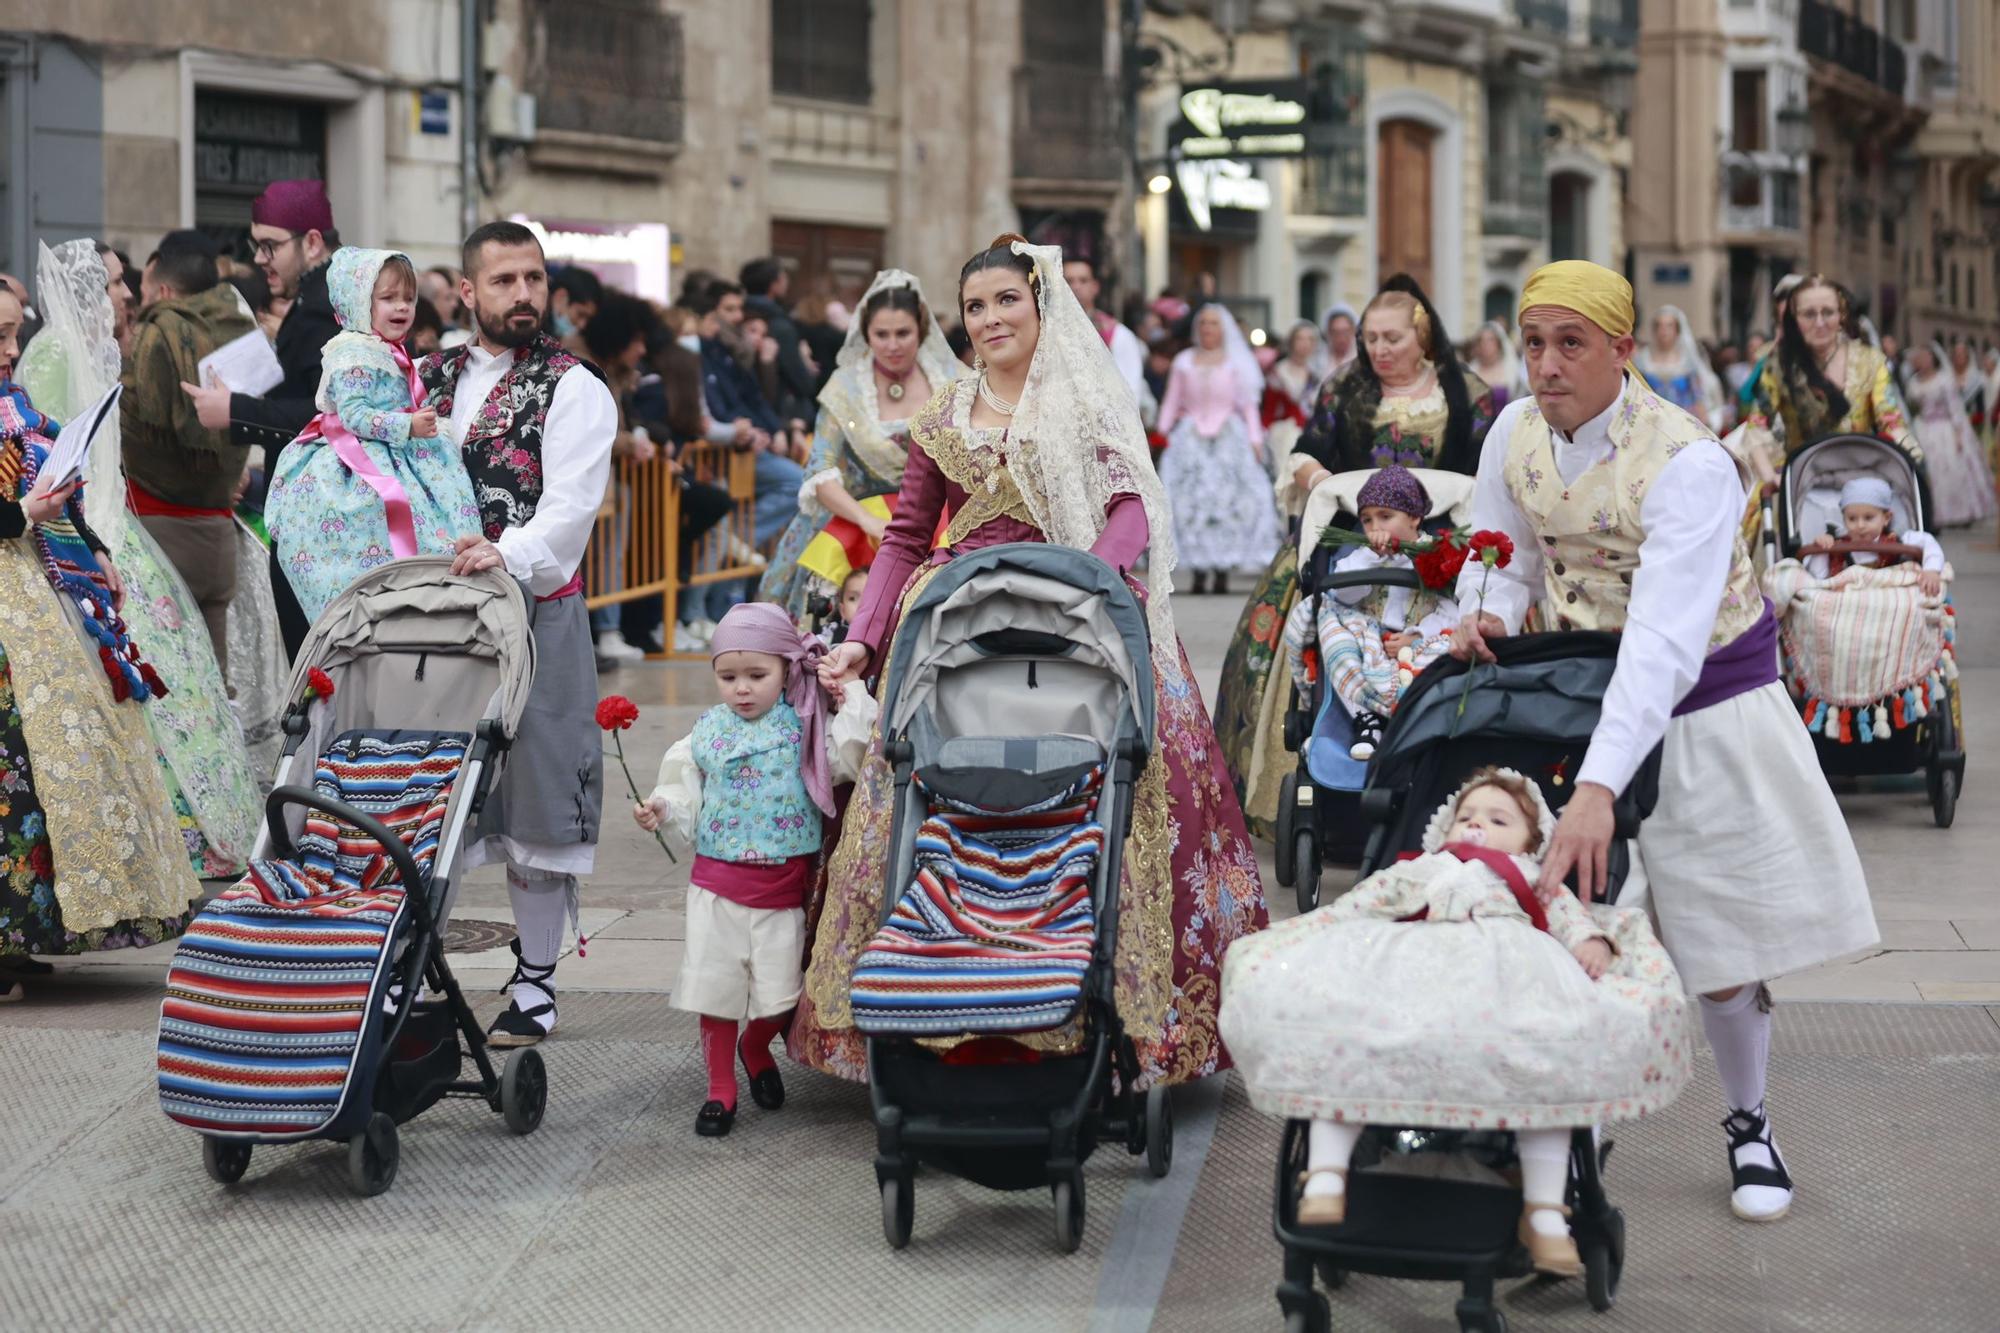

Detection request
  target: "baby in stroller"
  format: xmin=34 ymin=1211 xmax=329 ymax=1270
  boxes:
xmin=1281 ymin=466 xmax=1460 ymax=759
xmin=1800 ymin=477 xmax=1944 ymax=595
xmin=636 ymin=603 xmax=872 ymax=1136
xmin=1221 ymin=767 xmax=1689 ymax=1277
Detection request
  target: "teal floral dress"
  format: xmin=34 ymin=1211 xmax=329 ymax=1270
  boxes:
xmin=266 ymin=248 xmax=481 ymax=623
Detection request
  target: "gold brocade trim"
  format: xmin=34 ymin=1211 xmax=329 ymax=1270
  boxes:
xmin=1375 ymin=382 xmax=1452 ymax=443
xmin=817 ymin=362 xmax=913 ymax=488
xmin=0 ymin=539 xmax=203 ymax=933
xmin=915 ymin=380 xmax=1040 ymax=544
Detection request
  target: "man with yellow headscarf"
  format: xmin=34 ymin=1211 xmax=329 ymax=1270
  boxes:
xmin=1450 ymin=261 xmax=1876 ymax=1233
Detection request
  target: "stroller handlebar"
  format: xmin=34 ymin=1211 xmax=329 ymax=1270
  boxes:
xmin=265 ymin=785 xmax=433 ymax=933
xmin=1315 ymin=567 xmax=1426 ymax=593
xmin=1807 ymin=538 xmax=1928 ymax=560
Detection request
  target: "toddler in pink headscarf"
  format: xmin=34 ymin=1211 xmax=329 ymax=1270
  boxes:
xmin=634 ymin=603 xmax=868 ymax=1137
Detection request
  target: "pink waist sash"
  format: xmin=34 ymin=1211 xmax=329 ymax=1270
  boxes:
xmin=291 ymin=341 xmax=431 ymax=559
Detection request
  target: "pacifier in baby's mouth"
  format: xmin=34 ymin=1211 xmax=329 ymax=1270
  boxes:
xmin=1459 ymin=826 xmax=1487 ymax=846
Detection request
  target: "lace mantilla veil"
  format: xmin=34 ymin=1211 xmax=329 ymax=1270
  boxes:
xmin=1003 ymin=239 xmax=1181 ymax=652
xmin=832 ymin=267 xmax=963 ymax=389
xmin=17 ymin=239 xmax=128 ymax=542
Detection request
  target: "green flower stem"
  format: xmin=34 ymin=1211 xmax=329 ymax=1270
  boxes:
xmin=608 ymin=729 xmax=676 ymax=862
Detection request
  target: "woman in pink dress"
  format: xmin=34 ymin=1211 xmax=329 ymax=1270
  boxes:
xmin=796 ymin=234 xmax=1268 ymax=1088
xmin=1156 ymin=303 xmax=1282 ymax=595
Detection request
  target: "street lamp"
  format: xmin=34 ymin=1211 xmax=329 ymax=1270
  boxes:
xmin=1775 ymin=100 xmax=1812 ymax=159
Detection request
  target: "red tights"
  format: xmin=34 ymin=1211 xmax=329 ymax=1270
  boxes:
xmin=697 ymin=1013 xmax=787 ymax=1109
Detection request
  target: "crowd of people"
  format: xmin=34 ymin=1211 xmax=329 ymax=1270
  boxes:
xmin=0 ymin=168 xmax=1974 ymax=1275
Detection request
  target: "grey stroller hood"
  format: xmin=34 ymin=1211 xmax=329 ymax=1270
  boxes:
xmin=879 ymin=543 xmax=1155 ymax=758
xmin=1782 ymin=434 xmax=1931 ymax=546
xmin=287 ymin=557 xmax=535 ymax=742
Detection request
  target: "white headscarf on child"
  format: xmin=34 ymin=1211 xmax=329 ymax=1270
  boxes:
xmin=1838 ymin=476 xmax=1906 ymax=533
xmin=1421 ymin=768 xmax=1558 ymax=854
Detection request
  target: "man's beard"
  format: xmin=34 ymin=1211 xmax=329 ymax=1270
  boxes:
xmin=477 ymin=300 xmax=543 ymax=349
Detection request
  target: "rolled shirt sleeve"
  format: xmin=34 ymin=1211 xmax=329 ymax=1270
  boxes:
xmin=496 ymin=363 xmax=617 ymax=597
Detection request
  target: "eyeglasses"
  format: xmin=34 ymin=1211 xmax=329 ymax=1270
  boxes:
xmin=1795 ymin=308 xmax=1844 ymax=325
xmin=250 ymin=233 xmax=301 ymax=260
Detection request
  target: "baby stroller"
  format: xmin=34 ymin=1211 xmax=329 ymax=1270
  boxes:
xmin=1760 ymin=433 xmax=1964 ymax=827
xmin=156 ymin=559 xmax=543 ymax=1196
xmin=850 ymin=542 xmax=1171 ymax=1252
xmin=1275 ymin=467 xmax=1477 ymax=913
xmin=1272 ymin=631 xmax=1660 ymax=1333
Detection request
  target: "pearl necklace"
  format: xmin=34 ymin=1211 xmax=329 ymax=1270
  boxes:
xmin=977 ymin=373 xmax=1018 ymax=416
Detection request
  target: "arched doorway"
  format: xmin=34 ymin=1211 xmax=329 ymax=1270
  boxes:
xmin=1549 ymin=171 xmax=1592 ymax=263
xmin=1378 ymin=119 xmax=1436 ymax=291
xmin=1483 ymin=284 xmax=1515 ymax=325
xmin=1299 ymin=269 xmax=1329 ymax=325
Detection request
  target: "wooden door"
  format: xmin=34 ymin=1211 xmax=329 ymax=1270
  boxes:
xmin=1377 ymin=119 xmax=1435 ymax=292
xmin=770 ymin=221 xmax=885 ymax=309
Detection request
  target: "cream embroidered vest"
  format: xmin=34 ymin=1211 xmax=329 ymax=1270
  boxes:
xmin=1501 ymin=383 xmax=1762 ymax=648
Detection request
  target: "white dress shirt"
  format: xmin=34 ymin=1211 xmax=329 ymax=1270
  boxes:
xmin=445 ymin=343 xmax=617 ymax=597
xmin=1458 ymin=377 xmax=1748 ymax=794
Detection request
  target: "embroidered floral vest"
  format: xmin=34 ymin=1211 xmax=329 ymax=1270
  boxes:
xmin=690 ymin=702 xmax=821 ymax=863
xmin=1501 ymin=383 xmax=1762 ymax=647
xmin=418 ymin=334 xmax=583 ymax=541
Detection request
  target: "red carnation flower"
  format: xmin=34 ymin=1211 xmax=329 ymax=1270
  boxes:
xmin=1469 ymin=529 xmax=1514 ymax=570
xmin=595 ymin=695 xmax=641 ymax=732
xmin=303 ymin=667 xmax=337 ymax=703
xmin=29 ymin=842 xmax=53 ymax=880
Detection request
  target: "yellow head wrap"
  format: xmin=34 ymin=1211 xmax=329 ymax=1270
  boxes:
xmin=1517 ymin=260 xmax=1634 ymax=338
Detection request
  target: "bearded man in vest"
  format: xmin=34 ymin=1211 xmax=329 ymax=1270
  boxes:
xmin=1451 ymin=261 xmax=1876 ymax=1223
xmin=426 ymin=220 xmax=617 ymax=1046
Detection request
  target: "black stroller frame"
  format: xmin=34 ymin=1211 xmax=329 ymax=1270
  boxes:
xmin=1272 ymin=632 xmax=1658 ymax=1333
xmin=171 ymin=562 xmax=549 ymax=1197
xmin=1759 ymin=433 xmax=1965 ymax=826
xmin=206 ymin=714 xmax=546 ymax=1197
xmin=862 ymin=544 xmax=1172 ymax=1253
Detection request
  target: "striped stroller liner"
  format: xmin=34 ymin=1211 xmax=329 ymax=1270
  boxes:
xmin=157 ymin=730 xmax=467 ymax=1137
xmin=852 ymin=764 xmax=1104 ymax=1037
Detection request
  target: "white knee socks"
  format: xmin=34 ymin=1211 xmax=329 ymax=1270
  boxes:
xmin=1699 ymin=986 xmax=1771 ymax=1115
xmin=506 ymin=867 xmax=574 ymax=1030
xmin=1303 ymin=1120 xmax=1363 ymax=1199
xmin=1516 ymin=1128 xmax=1573 ymax=1237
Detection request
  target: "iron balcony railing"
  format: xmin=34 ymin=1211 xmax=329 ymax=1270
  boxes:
xmin=1295 ymin=130 xmax=1368 ymax=218
xmin=1799 ymin=0 xmax=1907 ymax=94
xmin=529 ymin=0 xmax=685 ymax=146
xmin=1012 ymin=65 xmax=1122 ymax=183
xmin=1589 ymin=0 xmax=1638 ymax=46
xmin=1517 ymin=0 xmax=1571 ymax=35
xmin=1486 ymin=152 xmax=1547 ymax=239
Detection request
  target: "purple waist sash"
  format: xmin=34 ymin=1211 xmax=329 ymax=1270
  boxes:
xmin=1672 ymin=598 xmax=1780 ymax=717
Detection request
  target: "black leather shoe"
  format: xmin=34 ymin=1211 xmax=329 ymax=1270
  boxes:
xmin=696 ymin=1100 xmax=737 ymax=1137
xmin=746 ymin=1066 xmax=786 ymax=1111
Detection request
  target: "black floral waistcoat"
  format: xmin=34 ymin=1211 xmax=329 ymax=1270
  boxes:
xmin=418 ymin=334 xmax=583 ymax=541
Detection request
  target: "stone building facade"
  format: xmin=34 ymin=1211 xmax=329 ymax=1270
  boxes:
xmin=0 ymin=0 xmax=1074 ymax=311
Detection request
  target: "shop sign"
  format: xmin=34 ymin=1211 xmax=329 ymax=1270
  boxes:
xmin=1175 ymin=79 xmax=1310 ymax=159
xmin=1176 ymin=158 xmax=1271 ymax=233
xmin=193 ymin=93 xmax=325 ymax=198
xmin=510 ymin=215 xmax=673 ymax=303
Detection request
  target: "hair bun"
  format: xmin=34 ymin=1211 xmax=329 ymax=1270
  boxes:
xmin=988 ymin=231 xmax=1030 ymax=250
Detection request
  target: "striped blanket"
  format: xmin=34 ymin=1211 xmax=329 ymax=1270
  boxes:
xmin=1762 ymin=559 xmax=1957 ymax=744
xmin=851 ymin=765 xmax=1105 ymax=1037
xmin=1282 ymin=595 xmax=1453 ymax=720
xmin=158 ymin=731 xmax=466 ymax=1137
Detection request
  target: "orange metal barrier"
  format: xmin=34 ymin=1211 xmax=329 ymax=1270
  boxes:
xmin=581 ymin=444 xmax=764 ymax=658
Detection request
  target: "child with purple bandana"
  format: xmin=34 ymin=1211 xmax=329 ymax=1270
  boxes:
xmin=1281 ymin=465 xmax=1459 ymax=759
xmin=634 ymin=603 xmax=871 ymax=1136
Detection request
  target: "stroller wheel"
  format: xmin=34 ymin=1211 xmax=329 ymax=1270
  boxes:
xmin=1583 ymin=1206 xmax=1626 ymax=1312
xmin=1275 ymin=774 xmax=1299 ymax=888
xmin=1314 ymin=1257 xmax=1346 ymax=1290
xmin=1293 ymin=830 xmax=1322 ymax=915
xmin=881 ymin=1176 xmax=914 ymax=1249
xmin=1283 ymin=1295 xmax=1331 ymax=1333
xmin=1930 ymin=766 xmax=1958 ymax=829
xmin=1052 ymin=1173 xmax=1086 ymax=1254
xmin=501 ymin=1048 xmax=548 ymax=1135
xmin=1145 ymin=1085 xmax=1174 ymax=1179
xmin=201 ymin=1137 xmax=252 ymax=1185
xmin=1454 ymin=1299 xmax=1507 ymax=1333
xmin=346 ymin=1111 xmax=399 ymax=1197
